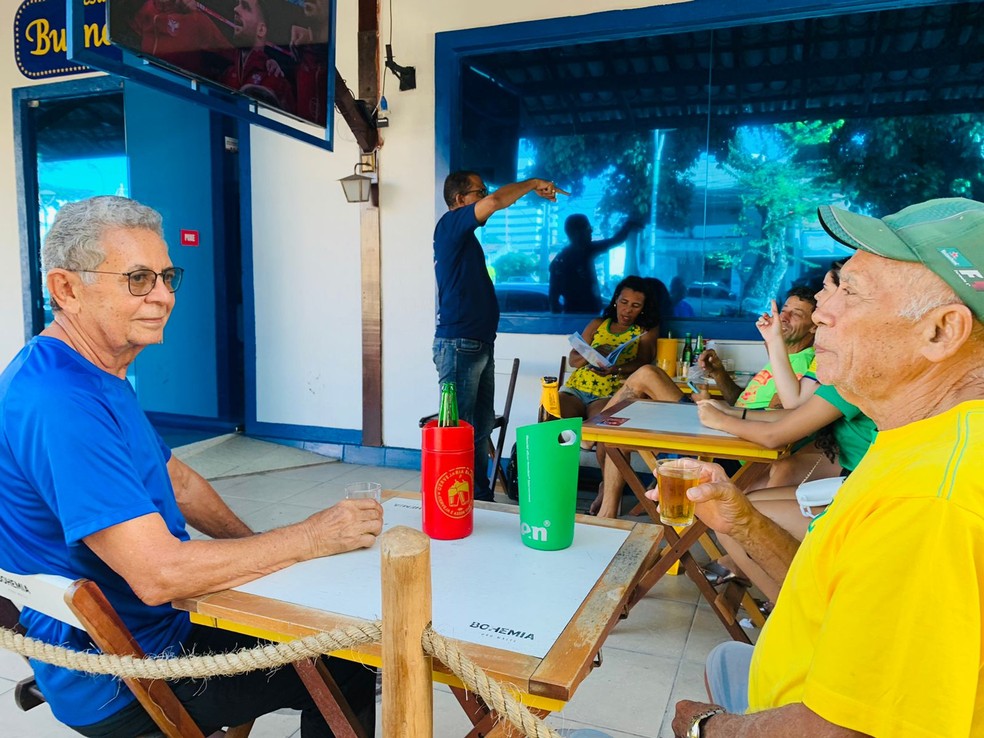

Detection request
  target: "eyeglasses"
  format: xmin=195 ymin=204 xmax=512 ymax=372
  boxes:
xmin=463 ymin=187 xmax=488 ymax=198
xmin=77 ymin=267 xmax=185 ymax=296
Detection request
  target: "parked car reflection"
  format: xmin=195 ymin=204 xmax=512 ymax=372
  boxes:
xmin=495 ymin=282 xmax=550 ymax=312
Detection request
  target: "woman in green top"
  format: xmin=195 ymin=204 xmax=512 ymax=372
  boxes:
xmin=694 ymin=263 xmax=877 ymax=605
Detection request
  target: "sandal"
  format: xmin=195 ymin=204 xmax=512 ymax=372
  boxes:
xmin=702 ymin=561 xmax=750 ymax=588
xmin=739 ymin=599 xmax=775 ymax=629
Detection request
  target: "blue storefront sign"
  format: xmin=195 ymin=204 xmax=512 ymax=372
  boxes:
xmin=14 ymin=0 xmax=119 ymax=79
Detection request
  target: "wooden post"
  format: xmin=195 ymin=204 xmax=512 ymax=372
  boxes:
xmin=381 ymin=526 xmax=433 ymax=737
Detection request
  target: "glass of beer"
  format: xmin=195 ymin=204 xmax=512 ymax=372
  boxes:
xmin=655 ymin=458 xmax=702 ymax=526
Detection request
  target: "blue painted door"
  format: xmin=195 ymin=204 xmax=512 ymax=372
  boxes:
xmin=124 ymin=81 xmax=242 ymax=426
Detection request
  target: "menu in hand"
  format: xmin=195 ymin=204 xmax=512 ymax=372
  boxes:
xmin=568 ymin=332 xmax=641 ymax=370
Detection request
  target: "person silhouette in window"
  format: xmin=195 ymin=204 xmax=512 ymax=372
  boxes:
xmin=549 ymin=215 xmax=642 ymax=314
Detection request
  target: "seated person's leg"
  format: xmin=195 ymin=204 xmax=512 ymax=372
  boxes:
xmin=558 ymin=389 xmax=587 ymax=419
xmin=705 ymin=641 xmax=754 ymax=714
xmin=176 ymin=627 xmax=376 ymax=738
xmin=585 ymin=396 xmax=610 ymax=418
xmin=713 ymin=485 xmax=829 ymax=602
xmin=753 ymin=442 xmax=841 ymax=490
xmin=601 ymin=365 xmax=684 ymax=411
xmin=595 ymin=452 xmax=626 ymax=518
xmin=622 ymin=365 xmax=685 ymax=403
xmin=716 ymin=529 xmax=783 ymax=603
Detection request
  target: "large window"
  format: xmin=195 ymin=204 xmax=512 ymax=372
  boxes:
xmin=452 ymin=2 xmax=984 ymax=334
xmin=26 ymin=91 xmax=129 ymax=330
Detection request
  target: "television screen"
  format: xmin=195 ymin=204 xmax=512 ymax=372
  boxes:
xmin=108 ymin=0 xmax=332 ymax=127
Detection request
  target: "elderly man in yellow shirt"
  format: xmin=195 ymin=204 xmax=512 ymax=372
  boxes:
xmin=664 ymin=198 xmax=984 ymax=738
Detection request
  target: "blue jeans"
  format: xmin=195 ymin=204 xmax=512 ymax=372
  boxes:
xmin=705 ymin=640 xmax=753 ymax=714
xmin=432 ymin=337 xmax=495 ymax=501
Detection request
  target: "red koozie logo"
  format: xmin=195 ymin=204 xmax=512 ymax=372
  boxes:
xmin=434 ymin=466 xmax=472 ymax=519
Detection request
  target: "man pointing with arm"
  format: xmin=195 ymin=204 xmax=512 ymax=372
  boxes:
xmin=433 ymin=171 xmax=561 ymax=500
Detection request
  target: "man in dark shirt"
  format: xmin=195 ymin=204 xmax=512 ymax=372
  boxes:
xmin=433 ymin=171 xmax=558 ymax=500
xmin=549 ymin=214 xmax=642 ymax=313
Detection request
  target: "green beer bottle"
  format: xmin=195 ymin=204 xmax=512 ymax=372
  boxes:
xmin=438 ymin=382 xmax=459 ymax=427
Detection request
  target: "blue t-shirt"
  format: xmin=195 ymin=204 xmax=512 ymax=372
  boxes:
xmin=0 ymin=337 xmax=193 ymax=727
xmin=433 ymin=203 xmax=499 ymax=345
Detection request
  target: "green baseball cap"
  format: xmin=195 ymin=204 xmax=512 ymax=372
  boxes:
xmin=817 ymin=198 xmax=984 ymax=321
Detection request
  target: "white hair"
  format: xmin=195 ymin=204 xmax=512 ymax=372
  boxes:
xmin=41 ymin=196 xmax=164 ymax=309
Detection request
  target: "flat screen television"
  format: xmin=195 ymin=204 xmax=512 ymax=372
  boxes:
xmin=108 ymin=0 xmax=333 ymax=127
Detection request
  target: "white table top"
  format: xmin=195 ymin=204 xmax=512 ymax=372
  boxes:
xmin=591 ymin=399 xmax=733 ymax=437
xmin=234 ymin=498 xmax=630 ymax=658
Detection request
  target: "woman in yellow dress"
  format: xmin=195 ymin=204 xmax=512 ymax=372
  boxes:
xmin=559 ymin=275 xmax=661 ymax=421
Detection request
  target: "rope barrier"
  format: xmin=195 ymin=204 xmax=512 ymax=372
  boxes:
xmin=0 ymin=624 xmax=563 ymax=738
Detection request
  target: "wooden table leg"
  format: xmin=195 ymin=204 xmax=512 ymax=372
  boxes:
xmin=480 ymin=707 xmax=551 ymax=737
xmin=628 ymin=521 xmax=707 ymax=608
xmin=607 ymin=447 xmax=660 ymax=521
xmin=451 ymin=685 xmax=493 ymax=729
xmin=292 ymin=658 xmax=366 ymax=738
xmin=629 ymin=521 xmax=752 ymax=643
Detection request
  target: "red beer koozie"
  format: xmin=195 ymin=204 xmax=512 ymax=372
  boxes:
xmin=421 ymin=419 xmax=474 ymax=539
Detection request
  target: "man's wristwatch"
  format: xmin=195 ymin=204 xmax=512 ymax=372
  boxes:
xmin=687 ymin=708 xmax=726 ymax=738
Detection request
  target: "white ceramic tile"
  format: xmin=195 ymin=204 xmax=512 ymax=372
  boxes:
xmin=552 ymin=650 xmax=677 ymax=735
xmin=0 ymin=696 xmax=78 ymax=737
xmin=682 ymin=606 xmax=740 ymax=665
xmin=241 ymin=709 xmax=303 ymax=738
xmin=275 ymin=462 xmax=367 ymax=483
xmin=214 ymin=475 xmax=323 ymax=503
xmin=240 ymin=502 xmax=324 ymax=531
xmin=323 ymin=465 xmax=424 ymax=491
xmin=606 ymin=596 xmax=696 ymax=660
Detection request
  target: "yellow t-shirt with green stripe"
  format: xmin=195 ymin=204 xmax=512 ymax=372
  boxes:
xmin=748 ymin=400 xmax=984 ymax=736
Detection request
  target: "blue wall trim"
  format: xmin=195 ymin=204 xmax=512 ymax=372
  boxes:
xmin=146 ymin=412 xmax=240 ymax=433
xmin=254 ymin=435 xmax=424 ymax=471
xmin=239 ymin=120 xmax=261 ymax=437
xmin=249 ymin=420 xmax=362 ymax=446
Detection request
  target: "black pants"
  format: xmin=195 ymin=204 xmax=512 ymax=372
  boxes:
xmin=70 ymin=625 xmax=377 ymax=738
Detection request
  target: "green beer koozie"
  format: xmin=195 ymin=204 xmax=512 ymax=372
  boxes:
xmin=516 ymin=417 xmax=582 ymax=551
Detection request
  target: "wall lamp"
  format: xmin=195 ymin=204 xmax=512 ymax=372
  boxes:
xmin=339 ymin=152 xmax=378 ymax=205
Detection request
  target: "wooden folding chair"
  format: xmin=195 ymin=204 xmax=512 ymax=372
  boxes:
xmin=488 ymin=357 xmax=520 ymax=493
xmin=537 ymin=356 xmax=567 ymax=423
xmin=0 ymin=568 xmax=252 ymax=738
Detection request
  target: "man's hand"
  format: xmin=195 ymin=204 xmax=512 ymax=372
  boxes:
xmin=302 ymin=498 xmax=383 ymax=558
xmin=755 ymin=299 xmax=784 ymax=344
xmin=695 ymin=399 xmax=731 ymax=429
xmin=533 ymin=180 xmax=568 ymax=202
xmin=291 ymin=24 xmax=314 ymax=48
xmin=647 ymin=461 xmax=753 ymax=537
xmin=673 ymin=700 xmax=724 ymax=738
xmin=697 ymin=348 xmax=724 ymax=375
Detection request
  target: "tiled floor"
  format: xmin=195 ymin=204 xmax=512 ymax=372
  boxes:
xmin=0 ymin=435 xmax=744 ymax=737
